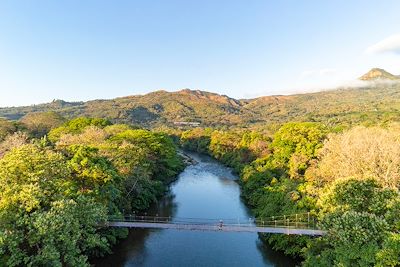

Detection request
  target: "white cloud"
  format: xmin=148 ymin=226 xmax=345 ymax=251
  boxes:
xmin=366 ymin=34 xmax=400 ymax=54
xmin=300 ymin=68 xmax=337 ymax=78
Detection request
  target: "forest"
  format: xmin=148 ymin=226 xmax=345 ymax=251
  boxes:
xmin=1 ymin=0 xmax=399 ymax=265
xmin=0 ymin=107 xmax=399 ymax=266
xmin=0 ymin=116 xmax=184 ymax=266
xmin=180 ymin=123 xmax=400 ymax=266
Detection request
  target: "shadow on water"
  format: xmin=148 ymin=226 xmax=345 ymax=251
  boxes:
xmin=256 ymin=239 xmax=298 ymax=267
xmin=92 ymin=152 xmax=297 ymax=267
xmin=92 ymin=229 xmax=152 ymax=267
xmin=91 ymin=190 xmax=179 ymax=267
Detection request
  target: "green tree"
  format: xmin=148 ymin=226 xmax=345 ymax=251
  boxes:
xmin=113 ymin=129 xmax=184 ymax=181
xmin=376 ymin=233 xmax=400 ymax=267
xmin=0 ymin=145 xmax=110 ymax=266
xmin=271 ymin=122 xmax=327 ymax=178
xmin=304 ymin=178 xmax=399 ymax=266
xmin=0 ymin=118 xmax=185 ymax=265
xmin=66 ymin=145 xmax=122 ymax=212
xmin=48 ymin=117 xmax=111 ymax=143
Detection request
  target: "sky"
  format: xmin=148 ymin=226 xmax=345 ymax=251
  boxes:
xmin=0 ymin=0 xmax=400 ymax=107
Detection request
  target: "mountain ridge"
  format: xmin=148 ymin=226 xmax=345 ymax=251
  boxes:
xmin=1 ymin=70 xmax=400 ymax=127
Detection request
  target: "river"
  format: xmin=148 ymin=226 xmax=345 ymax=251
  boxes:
xmin=94 ymin=152 xmax=296 ymax=267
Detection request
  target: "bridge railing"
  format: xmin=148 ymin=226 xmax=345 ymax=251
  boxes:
xmin=108 ymin=212 xmax=320 ymax=230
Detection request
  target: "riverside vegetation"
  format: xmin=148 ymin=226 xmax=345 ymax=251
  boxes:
xmin=1 ymin=74 xmax=400 ymax=266
xmin=180 ymin=124 xmax=399 ymax=266
xmin=0 ymin=117 xmax=184 ymax=266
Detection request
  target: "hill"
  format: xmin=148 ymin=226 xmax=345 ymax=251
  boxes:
xmin=0 ymin=89 xmax=250 ymax=127
xmin=244 ymin=82 xmax=400 ymax=126
xmin=359 ymin=68 xmax=399 ymax=81
xmin=1 ymin=74 xmax=400 ymax=128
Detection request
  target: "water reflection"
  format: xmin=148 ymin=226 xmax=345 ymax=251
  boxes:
xmin=93 ymin=153 xmax=295 ymax=267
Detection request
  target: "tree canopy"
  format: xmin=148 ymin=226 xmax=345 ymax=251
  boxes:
xmin=180 ymin=123 xmax=400 ymax=266
xmin=0 ymin=118 xmax=184 ymax=266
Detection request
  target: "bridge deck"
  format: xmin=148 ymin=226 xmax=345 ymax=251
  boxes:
xmin=108 ymin=221 xmax=325 ymax=236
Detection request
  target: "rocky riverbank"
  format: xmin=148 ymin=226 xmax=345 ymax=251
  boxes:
xmin=178 ymin=150 xmax=198 ymax=166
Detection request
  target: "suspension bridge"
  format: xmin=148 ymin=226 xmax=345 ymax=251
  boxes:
xmin=107 ymin=212 xmax=326 ymax=236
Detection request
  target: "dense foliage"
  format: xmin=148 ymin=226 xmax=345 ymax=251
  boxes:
xmin=0 ymin=118 xmax=184 ymax=266
xmin=180 ymin=123 xmax=400 ymax=266
xmin=1 ymin=84 xmax=400 ymax=266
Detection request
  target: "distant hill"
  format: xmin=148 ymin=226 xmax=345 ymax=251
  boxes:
xmin=0 ymin=89 xmax=249 ymax=127
xmin=1 ymin=71 xmax=400 ymax=128
xmin=359 ymin=68 xmax=399 ymax=81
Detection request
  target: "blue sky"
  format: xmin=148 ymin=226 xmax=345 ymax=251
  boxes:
xmin=1 ymin=0 xmax=400 ymax=107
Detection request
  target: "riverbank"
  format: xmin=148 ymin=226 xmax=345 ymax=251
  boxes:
xmin=178 ymin=125 xmax=400 ymax=266
xmin=179 ymin=129 xmax=311 ymax=261
xmin=93 ymin=152 xmax=296 ymax=267
xmin=0 ymin=120 xmax=188 ymax=267
xmin=177 ymin=150 xmax=198 ymax=166
xmin=90 ymin=150 xmax=188 ymax=265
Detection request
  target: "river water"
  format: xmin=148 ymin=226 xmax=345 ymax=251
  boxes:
xmin=95 ymin=153 xmax=295 ymax=267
